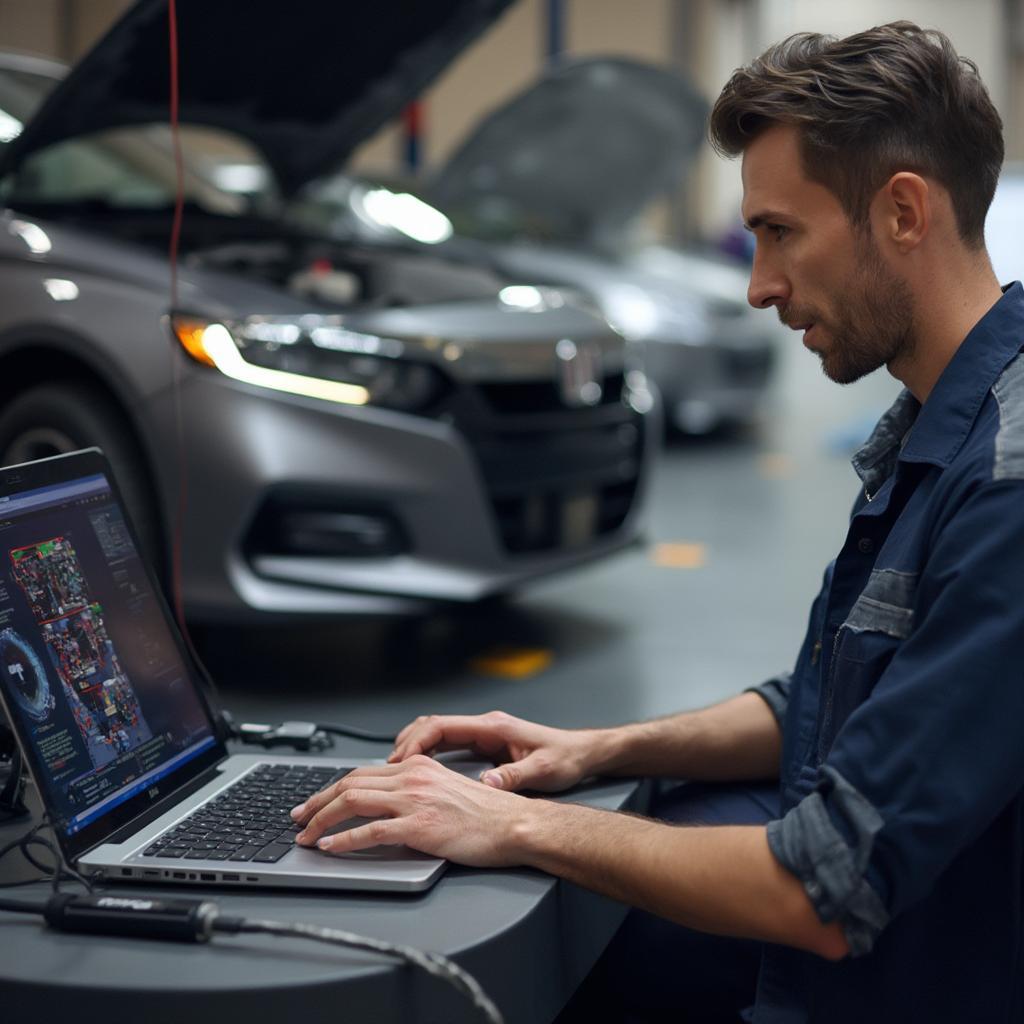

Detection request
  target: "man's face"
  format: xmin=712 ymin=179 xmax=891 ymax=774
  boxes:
xmin=741 ymin=125 xmax=915 ymax=384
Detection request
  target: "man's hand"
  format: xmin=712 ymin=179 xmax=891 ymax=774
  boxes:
xmin=388 ymin=710 xmax=602 ymax=793
xmin=290 ymin=755 xmax=536 ymax=867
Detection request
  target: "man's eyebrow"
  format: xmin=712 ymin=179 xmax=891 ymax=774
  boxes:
xmin=743 ymin=210 xmax=791 ymax=232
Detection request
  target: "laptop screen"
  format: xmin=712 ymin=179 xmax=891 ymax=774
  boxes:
xmin=0 ymin=458 xmax=218 ymax=843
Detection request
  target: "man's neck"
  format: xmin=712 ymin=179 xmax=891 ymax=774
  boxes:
xmin=889 ymin=263 xmax=1004 ymax=403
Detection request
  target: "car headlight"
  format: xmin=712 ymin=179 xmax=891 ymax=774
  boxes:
xmin=171 ymin=315 xmax=448 ymax=412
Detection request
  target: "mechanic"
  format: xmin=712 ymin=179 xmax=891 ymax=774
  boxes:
xmin=291 ymin=23 xmax=1023 ymax=1023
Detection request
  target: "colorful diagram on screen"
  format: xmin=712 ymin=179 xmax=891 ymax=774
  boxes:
xmin=9 ymin=536 xmax=152 ymax=768
xmin=0 ymin=627 xmax=55 ymax=722
xmin=10 ymin=537 xmax=88 ymax=622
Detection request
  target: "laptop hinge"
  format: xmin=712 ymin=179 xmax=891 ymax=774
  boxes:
xmin=84 ymin=759 xmax=230 ymax=855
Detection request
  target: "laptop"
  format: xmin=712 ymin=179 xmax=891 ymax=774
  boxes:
xmin=0 ymin=448 xmax=448 ymax=892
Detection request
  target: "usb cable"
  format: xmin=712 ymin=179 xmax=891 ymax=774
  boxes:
xmin=0 ymin=892 xmax=503 ymax=1024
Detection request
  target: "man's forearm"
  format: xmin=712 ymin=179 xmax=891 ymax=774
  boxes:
xmin=585 ymin=692 xmax=782 ymax=782
xmin=510 ymin=799 xmax=848 ymax=961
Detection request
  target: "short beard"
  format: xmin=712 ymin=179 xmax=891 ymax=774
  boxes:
xmin=783 ymin=237 xmax=916 ymax=385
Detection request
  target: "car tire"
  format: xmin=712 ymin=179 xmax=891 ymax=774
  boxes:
xmin=0 ymin=381 xmax=164 ymax=575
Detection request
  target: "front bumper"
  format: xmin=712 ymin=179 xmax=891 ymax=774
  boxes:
xmin=149 ymin=368 xmax=656 ymax=621
xmin=644 ymin=328 xmax=778 ymax=434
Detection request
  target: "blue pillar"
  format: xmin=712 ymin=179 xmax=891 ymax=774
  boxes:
xmin=547 ymin=0 xmax=565 ymax=66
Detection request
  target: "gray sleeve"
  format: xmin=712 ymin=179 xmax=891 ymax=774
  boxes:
xmin=744 ymin=671 xmax=791 ymax=728
xmin=765 ymin=765 xmax=890 ymax=957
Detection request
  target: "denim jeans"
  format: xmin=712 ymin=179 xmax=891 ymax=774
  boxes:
xmin=555 ymin=780 xmax=779 ymax=1024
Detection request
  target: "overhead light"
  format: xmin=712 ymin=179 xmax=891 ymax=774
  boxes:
xmin=9 ymin=219 xmax=51 ymax=255
xmin=42 ymin=279 xmax=79 ymax=302
xmin=0 ymin=108 xmax=22 ymax=143
xmin=360 ymin=188 xmax=453 ymax=244
xmin=499 ymin=285 xmax=544 ymax=309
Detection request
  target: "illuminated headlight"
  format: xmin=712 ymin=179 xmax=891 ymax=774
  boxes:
xmin=171 ymin=315 xmax=447 ymax=412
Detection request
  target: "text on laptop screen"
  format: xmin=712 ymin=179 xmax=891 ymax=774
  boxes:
xmin=0 ymin=472 xmax=216 ymax=835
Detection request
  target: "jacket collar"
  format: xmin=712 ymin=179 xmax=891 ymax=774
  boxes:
xmin=852 ymin=281 xmax=1024 ymax=494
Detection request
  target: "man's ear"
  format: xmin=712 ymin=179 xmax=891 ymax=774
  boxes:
xmin=875 ymin=172 xmax=930 ymax=252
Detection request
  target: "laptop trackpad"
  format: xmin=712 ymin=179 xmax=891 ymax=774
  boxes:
xmin=316 ymin=816 xmax=437 ymax=862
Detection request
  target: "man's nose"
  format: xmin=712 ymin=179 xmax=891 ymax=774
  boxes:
xmin=747 ymin=250 xmax=789 ymax=310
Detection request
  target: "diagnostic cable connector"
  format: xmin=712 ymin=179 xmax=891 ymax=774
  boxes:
xmin=234 ymin=720 xmax=332 ymax=751
xmin=0 ymin=892 xmax=503 ymax=1023
xmin=220 ymin=709 xmax=397 ymax=749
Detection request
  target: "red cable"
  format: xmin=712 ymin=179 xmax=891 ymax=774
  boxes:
xmin=167 ymin=0 xmax=188 ymax=634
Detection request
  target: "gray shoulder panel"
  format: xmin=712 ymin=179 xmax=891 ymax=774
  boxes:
xmin=991 ymin=353 xmax=1024 ymax=480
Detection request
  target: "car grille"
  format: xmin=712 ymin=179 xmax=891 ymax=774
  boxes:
xmin=476 ymin=373 xmax=625 ymax=415
xmin=440 ymin=374 xmax=643 ymax=555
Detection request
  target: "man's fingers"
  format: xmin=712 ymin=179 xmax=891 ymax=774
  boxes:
xmin=295 ymin=789 xmax=402 ymax=845
xmin=315 ymin=816 xmax=406 ymax=854
xmin=480 ymin=749 xmax=555 ymax=792
xmin=291 ymin=765 xmax=403 ymax=822
xmin=388 ymin=716 xmax=509 ymax=763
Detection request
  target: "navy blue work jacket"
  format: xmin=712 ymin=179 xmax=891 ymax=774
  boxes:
xmin=751 ymin=283 xmax=1024 ymax=1023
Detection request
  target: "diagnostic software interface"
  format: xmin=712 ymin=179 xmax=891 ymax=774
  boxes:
xmin=0 ymin=472 xmax=215 ymax=835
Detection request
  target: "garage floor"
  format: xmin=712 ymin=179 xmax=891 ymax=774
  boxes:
xmin=195 ymin=330 xmax=903 ymax=759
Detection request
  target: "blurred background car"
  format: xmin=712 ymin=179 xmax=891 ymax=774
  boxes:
xmin=429 ymin=57 xmax=778 ymax=437
xmin=0 ymin=1 xmax=658 ymax=623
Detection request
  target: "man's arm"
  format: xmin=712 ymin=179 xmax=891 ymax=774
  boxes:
xmin=589 ymin=691 xmax=783 ymax=782
xmin=292 ymin=755 xmax=847 ymax=961
xmin=519 ymin=800 xmax=848 ymax=960
xmin=388 ymin=691 xmax=783 ymax=793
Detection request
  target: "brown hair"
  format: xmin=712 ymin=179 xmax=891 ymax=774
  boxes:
xmin=709 ymin=22 xmax=1004 ymax=247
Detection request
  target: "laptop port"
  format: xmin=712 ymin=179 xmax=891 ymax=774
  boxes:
xmin=143 ymin=869 xmax=160 ymax=877
xmin=246 ymin=876 xmax=259 ymax=882
xmin=200 ymin=873 xmax=216 ymax=881
xmin=222 ymin=874 xmax=239 ymax=882
xmin=173 ymin=872 xmax=187 ymax=879
xmin=121 ymin=868 xmax=132 ymax=877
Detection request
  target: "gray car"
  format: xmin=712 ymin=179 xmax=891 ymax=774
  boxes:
xmin=0 ymin=2 xmax=657 ymax=622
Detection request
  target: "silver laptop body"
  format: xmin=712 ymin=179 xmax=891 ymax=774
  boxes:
xmin=0 ymin=449 xmax=445 ymax=892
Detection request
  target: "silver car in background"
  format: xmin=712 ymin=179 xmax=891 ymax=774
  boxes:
xmin=429 ymin=57 xmax=778 ymax=436
xmin=0 ymin=1 xmax=657 ymax=623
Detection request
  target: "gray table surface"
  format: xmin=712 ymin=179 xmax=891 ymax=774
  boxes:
xmin=0 ymin=767 xmax=649 ymax=1024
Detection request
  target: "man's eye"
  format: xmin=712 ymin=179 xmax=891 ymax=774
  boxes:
xmin=769 ymin=224 xmax=789 ymax=242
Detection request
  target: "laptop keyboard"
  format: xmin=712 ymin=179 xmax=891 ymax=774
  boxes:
xmin=142 ymin=762 xmax=345 ymax=864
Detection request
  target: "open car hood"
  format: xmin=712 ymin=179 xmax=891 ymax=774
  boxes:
xmin=429 ymin=57 xmax=708 ymax=244
xmin=0 ymin=0 xmax=513 ymax=195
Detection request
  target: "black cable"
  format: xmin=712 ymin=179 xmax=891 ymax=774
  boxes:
xmin=0 ymin=893 xmax=504 ymax=1024
xmin=214 ymin=915 xmax=505 ymax=1023
xmin=0 ymin=895 xmax=47 ymax=914
xmin=316 ymin=722 xmax=396 ymax=744
xmin=0 ymin=817 xmax=96 ymax=894
xmin=226 ymin=715 xmax=397 ymax=749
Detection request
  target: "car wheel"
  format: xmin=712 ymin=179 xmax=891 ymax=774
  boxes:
xmin=0 ymin=382 xmax=164 ymax=574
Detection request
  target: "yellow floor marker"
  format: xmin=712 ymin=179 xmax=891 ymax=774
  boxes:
xmin=468 ymin=646 xmax=553 ymax=679
xmin=759 ymin=452 xmax=796 ymax=479
xmin=650 ymin=542 xmax=707 ymax=569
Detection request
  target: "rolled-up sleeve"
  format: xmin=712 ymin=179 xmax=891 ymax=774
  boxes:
xmin=765 ymin=479 xmax=1024 ymax=954
xmin=767 ymin=766 xmax=889 ymax=955
xmin=745 ymin=672 xmax=791 ymax=728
